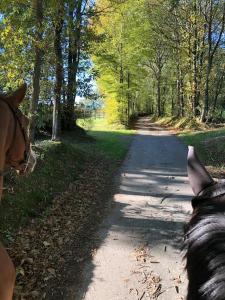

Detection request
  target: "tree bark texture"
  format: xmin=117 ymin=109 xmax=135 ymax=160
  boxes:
xmin=63 ymin=0 xmax=82 ymax=130
xmin=29 ymin=0 xmax=43 ymax=143
xmin=201 ymin=1 xmax=225 ymax=122
xmin=52 ymin=4 xmax=64 ymax=141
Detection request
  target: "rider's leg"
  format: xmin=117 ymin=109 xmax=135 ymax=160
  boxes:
xmin=0 ymin=244 xmax=15 ymax=300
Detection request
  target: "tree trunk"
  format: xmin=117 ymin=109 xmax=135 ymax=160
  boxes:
xmin=196 ymin=40 xmax=205 ymax=115
xmin=52 ymin=4 xmax=64 ymax=141
xmin=157 ymin=74 xmax=161 ymax=117
xmin=212 ymin=72 xmax=224 ymax=114
xmin=180 ymin=77 xmax=184 ymax=117
xmin=29 ymin=0 xmax=43 ymax=143
xmin=127 ymin=71 xmax=130 ymax=123
xmin=193 ymin=21 xmax=198 ymax=115
xmin=201 ymin=59 xmax=212 ymax=121
xmin=120 ymin=43 xmax=124 ymax=83
xmin=171 ymin=86 xmax=174 ymax=116
xmin=65 ymin=1 xmax=76 ymax=130
xmin=63 ymin=0 xmax=82 ymax=130
xmin=200 ymin=1 xmax=225 ymax=122
xmin=176 ymin=61 xmax=184 ymax=118
xmin=191 ymin=0 xmax=200 ymax=117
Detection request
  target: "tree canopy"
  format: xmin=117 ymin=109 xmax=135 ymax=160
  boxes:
xmin=0 ymin=0 xmax=224 ymax=135
xmin=93 ymin=0 xmax=225 ymax=124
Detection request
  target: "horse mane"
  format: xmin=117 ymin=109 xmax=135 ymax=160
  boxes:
xmin=184 ymin=198 xmax=225 ymax=300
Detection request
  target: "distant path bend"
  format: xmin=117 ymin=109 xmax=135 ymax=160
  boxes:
xmin=76 ymin=117 xmax=192 ymax=300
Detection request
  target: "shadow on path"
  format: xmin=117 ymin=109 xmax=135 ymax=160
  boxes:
xmin=63 ymin=117 xmax=192 ymax=300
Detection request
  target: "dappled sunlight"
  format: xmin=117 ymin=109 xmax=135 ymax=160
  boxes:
xmin=77 ymin=118 xmax=191 ymax=300
xmin=0 ymin=0 xmax=223 ymax=296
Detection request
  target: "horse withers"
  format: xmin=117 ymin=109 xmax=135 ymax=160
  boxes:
xmin=0 ymin=84 xmax=36 ymax=300
xmin=185 ymin=146 xmax=225 ymax=300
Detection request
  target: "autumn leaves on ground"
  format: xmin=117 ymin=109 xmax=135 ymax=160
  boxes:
xmin=1 ymin=119 xmax=133 ymax=299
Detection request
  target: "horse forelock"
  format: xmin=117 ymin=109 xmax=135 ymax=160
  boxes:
xmin=185 ymin=200 xmax=225 ymax=299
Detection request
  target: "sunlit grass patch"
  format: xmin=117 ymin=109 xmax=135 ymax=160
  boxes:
xmin=78 ymin=117 xmax=135 ymax=159
xmin=155 ymin=116 xmax=206 ymax=130
xmin=179 ymin=128 xmax=225 ymax=167
xmin=174 ymin=117 xmax=204 ymax=130
xmin=77 ymin=117 xmax=126 ymax=131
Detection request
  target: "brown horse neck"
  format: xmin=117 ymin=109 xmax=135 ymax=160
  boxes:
xmin=0 ymin=100 xmax=13 ymax=199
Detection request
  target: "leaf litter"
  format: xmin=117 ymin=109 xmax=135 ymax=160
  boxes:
xmin=133 ymin=243 xmax=184 ymax=299
xmin=7 ymin=155 xmax=116 ymax=299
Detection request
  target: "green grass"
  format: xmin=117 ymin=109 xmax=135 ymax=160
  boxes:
xmin=1 ymin=141 xmax=85 ymax=240
xmin=78 ymin=118 xmax=134 ymax=160
xmin=155 ymin=116 xmax=206 ymax=130
xmin=1 ymin=118 xmax=134 ymax=242
xmin=179 ymin=127 xmax=225 ymax=167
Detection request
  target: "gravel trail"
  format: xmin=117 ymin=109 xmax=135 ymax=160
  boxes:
xmin=72 ymin=117 xmax=193 ymax=300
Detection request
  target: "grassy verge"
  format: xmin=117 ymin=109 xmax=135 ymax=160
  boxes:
xmin=178 ymin=128 xmax=225 ymax=168
xmin=152 ymin=115 xmax=225 ymax=175
xmin=154 ymin=116 xmax=207 ymax=130
xmin=152 ymin=115 xmax=225 ymax=168
xmin=1 ymin=118 xmax=134 ymax=243
xmin=2 ymin=141 xmax=84 ymax=240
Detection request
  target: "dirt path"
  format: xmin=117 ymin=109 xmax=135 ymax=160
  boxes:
xmin=71 ymin=117 xmax=193 ymax=300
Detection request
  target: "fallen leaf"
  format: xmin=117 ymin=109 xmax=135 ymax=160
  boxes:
xmin=43 ymin=241 xmax=51 ymax=247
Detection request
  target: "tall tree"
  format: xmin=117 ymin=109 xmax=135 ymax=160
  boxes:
xmin=63 ymin=0 xmax=85 ymax=130
xmin=52 ymin=1 xmax=64 ymax=140
xmin=201 ymin=1 xmax=225 ymax=121
xmin=93 ymin=0 xmax=225 ymax=124
xmin=29 ymin=0 xmax=43 ymax=143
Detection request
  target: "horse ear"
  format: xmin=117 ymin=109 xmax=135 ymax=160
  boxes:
xmin=187 ymin=146 xmax=214 ymax=196
xmin=7 ymin=83 xmax=27 ymax=107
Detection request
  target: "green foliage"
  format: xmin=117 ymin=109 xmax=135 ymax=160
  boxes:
xmin=77 ymin=117 xmax=94 ymax=130
xmin=0 ymin=0 xmax=224 ymax=131
xmin=0 ymin=0 xmax=97 ymax=135
xmin=93 ymin=0 xmax=225 ymax=124
xmin=0 ymin=1 xmax=32 ymax=89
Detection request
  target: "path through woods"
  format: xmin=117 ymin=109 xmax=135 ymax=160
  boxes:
xmin=71 ymin=117 xmax=193 ymax=300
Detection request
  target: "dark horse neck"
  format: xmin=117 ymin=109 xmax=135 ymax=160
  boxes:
xmin=185 ymin=199 xmax=225 ymax=300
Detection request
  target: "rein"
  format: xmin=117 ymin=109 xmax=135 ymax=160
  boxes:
xmin=0 ymin=97 xmax=30 ymax=176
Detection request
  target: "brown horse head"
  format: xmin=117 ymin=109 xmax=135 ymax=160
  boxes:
xmin=0 ymin=84 xmax=36 ymax=198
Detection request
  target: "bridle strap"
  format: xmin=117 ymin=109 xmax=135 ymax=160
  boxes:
xmin=199 ymin=182 xmax=225 ymax=198
xmin=192 ymin=182 xmax=225 ymax=208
